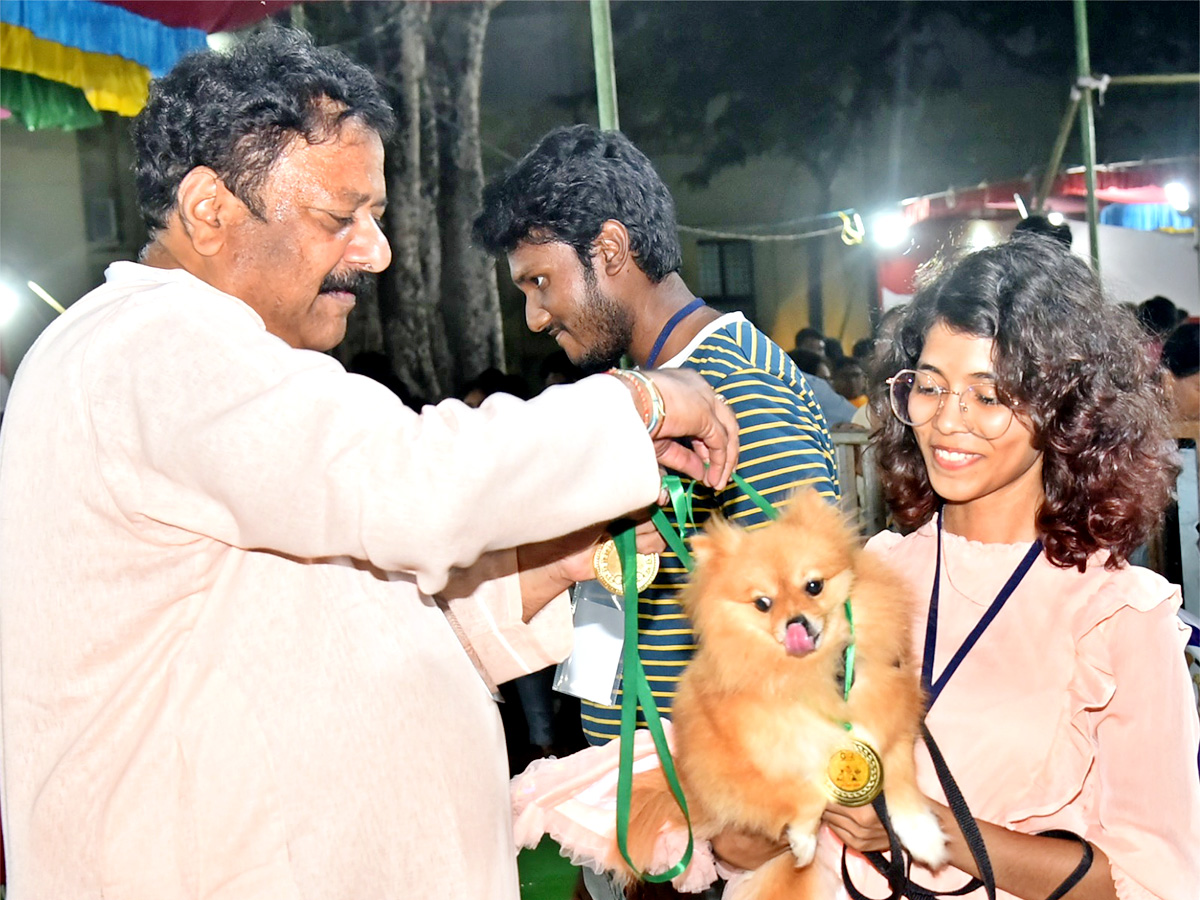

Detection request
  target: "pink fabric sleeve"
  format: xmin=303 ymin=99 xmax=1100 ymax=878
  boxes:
xmin=440 ymin=549 xmax=573 ymax=686
xmin=864 ymin=529 xmax=905 ymax=555
xmin=1081 ymin=586 xmax=1200 ymax=900
xmin=510 ymin=723 xmax=721 ymax=893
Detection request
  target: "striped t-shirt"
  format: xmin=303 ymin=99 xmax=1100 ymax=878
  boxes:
xmin=581 ymin=311 xmax=840 ymax=744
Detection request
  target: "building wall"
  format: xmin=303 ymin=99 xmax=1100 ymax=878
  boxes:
xmin=1 ymin=123 xmax=90 ymax=377
xmin=0 ymin=114 xmax=143 ymax=378
xmin=662 ymin=153 xmax=877 ymax=356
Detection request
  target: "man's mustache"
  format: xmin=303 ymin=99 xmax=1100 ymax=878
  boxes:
xmin=319 ymin=270 xmax=375 ymax=298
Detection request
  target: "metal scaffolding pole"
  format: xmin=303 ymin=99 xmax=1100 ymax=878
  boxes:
xmin=1074 ymin=0 xmax=1100 ymax=274
xmin=1108 ymin=73 xmax=1200 ymax=86
xmin=590 ymin=0 xmax=619 ymax=131
xmin=1035 ymin=92 xmax=1083 ymax=213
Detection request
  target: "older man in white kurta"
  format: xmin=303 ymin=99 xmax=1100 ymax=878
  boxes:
xmin=0 ymin=29 xmax=741 ymax=898
xmin=0 ymin=260 xmax=666 ymax=898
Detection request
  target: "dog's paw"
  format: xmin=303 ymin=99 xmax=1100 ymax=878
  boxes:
xmin=785 ymin=825 xmax=817 ymax=867
xmin=891 ymin=809 xmax=948 ymax=869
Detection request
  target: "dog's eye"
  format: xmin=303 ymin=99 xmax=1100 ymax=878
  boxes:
xmin=753 ymin=596 xmax=772 ymax=612
xmin=805 ymin=579 xmax=824 ymax=596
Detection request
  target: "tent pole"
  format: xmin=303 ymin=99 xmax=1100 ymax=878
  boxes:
xmin=590 ymin=0 xmax=619 ymax=131
xmin=1108 ymin=73 xmax=1200 ymax=86
xmin=1035 ymin=92 xmax=1082 ymax=214
xmin=1074 ymin=0 xmax=1100 ymax=274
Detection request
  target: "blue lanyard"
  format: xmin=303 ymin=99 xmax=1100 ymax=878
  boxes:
xmin=645 ymin=297 xmax=705 ymax=368
xmin=922 ymin=514 xmax=1042 ymax=711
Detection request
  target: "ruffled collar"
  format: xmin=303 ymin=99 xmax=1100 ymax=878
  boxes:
xmin=920 ymin=514 xmax=1047 ymax=607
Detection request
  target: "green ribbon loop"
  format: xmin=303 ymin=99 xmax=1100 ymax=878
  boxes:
xmin=614 ymin=524 xmax=694 ymax=882
xmin=652 ymin=474 xmax=697 ymax=570
xmin=842 ymin=598 xmax=857 ymax=703
xmin=841 ymin=598 xmax=858 ymax=731
xmin=664 ymin=474 xmax=696 ymax=530
xmin=652 ymin=480 xmax=700 ymax=571
xmin=650 ymin=507 xmax=692 ymax=570
xmin=730 ymin=472 xmax=779 ymax=521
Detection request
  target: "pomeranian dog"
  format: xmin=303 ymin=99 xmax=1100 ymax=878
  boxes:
xmin=622 ymin=488 xmax=946 ymax=899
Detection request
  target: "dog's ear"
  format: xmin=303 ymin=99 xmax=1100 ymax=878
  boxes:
xmin=691 ymin=514 xmax=743 ymax=569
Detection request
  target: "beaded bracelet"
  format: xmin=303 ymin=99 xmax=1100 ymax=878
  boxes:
xmin=634 ymin=369 xmax=667 ymax=437
xmin=608 ymin=368 xmax=666 ymax=437
xmin=608 ymin=368 xmax=654 ymax=432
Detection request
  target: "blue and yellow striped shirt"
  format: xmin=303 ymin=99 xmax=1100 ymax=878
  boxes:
xmin=581 ymin=312 xmax=840 ymax=745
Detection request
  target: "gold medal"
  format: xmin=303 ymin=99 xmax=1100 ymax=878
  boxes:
xmin=592 ymin=539 xmax=659 ymax=595
xmin=824 ymin=738 xmax=883 ymax=807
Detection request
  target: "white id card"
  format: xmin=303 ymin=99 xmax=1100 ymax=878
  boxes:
xmin=553 ymin=580 xmax=626 ymax=705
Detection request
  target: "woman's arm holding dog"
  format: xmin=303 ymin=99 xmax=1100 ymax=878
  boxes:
xmin=709 ymin=827 xmax=789 ymax=872
xmin=710 ymin=802 xmax=1119 ymax=900
xmin=822 ymin=803 xmax=1118 ymax=900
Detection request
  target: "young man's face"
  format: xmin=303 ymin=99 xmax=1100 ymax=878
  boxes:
xmin=507 ymin=239 xmax=632 ymax=372
xmin=221 ymin=119 xmax=391 ymax=351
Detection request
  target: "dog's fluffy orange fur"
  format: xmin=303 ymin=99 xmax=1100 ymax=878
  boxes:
xmin=623 ymin=489 xmax=945 ymax=898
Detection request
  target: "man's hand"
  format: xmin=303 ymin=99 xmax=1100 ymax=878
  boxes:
xmin=630 ymin=514 xmax=669 ymax=555
xmin=515 ymin=525 xmax=605 ymax=620
xmin=710 ymin=826 xmax=790 ymax=871
xmin=514 ymin=508 xmax=670 ymax=621
xmin=637 ymin=368 xmax=739 ymax=490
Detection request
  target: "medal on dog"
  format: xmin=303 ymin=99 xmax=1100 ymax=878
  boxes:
xmin=824 ymin=738 xmax=883 ymax=807
xmin=593 ymin=539 xmax=659 ymax=595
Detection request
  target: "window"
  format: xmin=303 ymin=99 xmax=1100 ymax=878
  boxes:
xmin=697 ymin=240 xmax=755 ymax=316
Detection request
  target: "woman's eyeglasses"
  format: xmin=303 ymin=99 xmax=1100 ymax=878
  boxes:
xmin=886 ymin=369 xmax=1016 ymax=440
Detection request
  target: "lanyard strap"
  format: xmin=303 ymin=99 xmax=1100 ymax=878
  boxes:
xmin=844 ymin=721 xmax=998 ymax=900
xmin=645 ymin=297 xmax=705 ymax=368
xmin=614 ymin=471 xmax=773 ymax=879
xmin=651 ymin=476 xmax=697 ymax=569
xmin=922 ymin=514 xmax=1042 ymax=710
xmin=614 ymin=525 xmax=694 ymax=882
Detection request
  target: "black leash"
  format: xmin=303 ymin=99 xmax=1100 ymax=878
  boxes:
xmin=1037 ymin=831 xmax=1094 ymax=900
xmin=841 ymin=723 xmax=1092 ymax=900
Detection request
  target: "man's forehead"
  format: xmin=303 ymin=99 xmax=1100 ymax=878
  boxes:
xmin=509 ymin=238 xmax=575 ymax=274
xmin=265 ymin=125 xmax=387 ymax=208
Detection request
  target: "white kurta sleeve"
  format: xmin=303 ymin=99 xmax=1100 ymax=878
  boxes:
xmin=439 ymin=550 xmax=574 ymax=686
xmin=86 ymin=291 xmax=661 ymax=593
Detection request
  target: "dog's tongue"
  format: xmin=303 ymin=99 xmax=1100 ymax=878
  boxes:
xmin=784 ymin=622 xmax=815 ymax=656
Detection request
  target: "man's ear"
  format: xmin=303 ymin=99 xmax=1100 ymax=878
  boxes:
xmin=592 ymin=219 xmax=632 ymax=276
xmin=175 ymin=167 xmax=242 ymax=257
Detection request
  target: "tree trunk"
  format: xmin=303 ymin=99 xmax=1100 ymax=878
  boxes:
xmin=430 ymin=2 xmax=504 ymax=388
xmin=309 ymin=1 xmax=501 ymax=403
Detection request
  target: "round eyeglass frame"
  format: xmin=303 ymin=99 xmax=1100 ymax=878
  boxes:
xmin=886 ymin=368 xmax=1017 ymax=440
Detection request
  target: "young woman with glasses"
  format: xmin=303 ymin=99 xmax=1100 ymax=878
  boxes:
xmin=823 ymin=234 xmax=1200 ymax=900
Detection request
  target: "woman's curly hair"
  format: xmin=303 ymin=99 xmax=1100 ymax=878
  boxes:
xmin=870 ymin=233 xmax=1178 ymax=571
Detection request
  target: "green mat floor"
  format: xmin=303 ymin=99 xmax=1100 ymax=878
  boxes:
xmin=519 ymin=836 xmax=580 ymax=900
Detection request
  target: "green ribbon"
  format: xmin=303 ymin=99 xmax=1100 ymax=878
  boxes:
xmin=613 ymin=524 xmax=694 ymax=882
xmin=729 ymin=472 xmax=779 ymax=521
xmin=841 ymin=598 xmax=857 ymax=730
xmin=651 ymin=475 xmax=696 ymax=569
